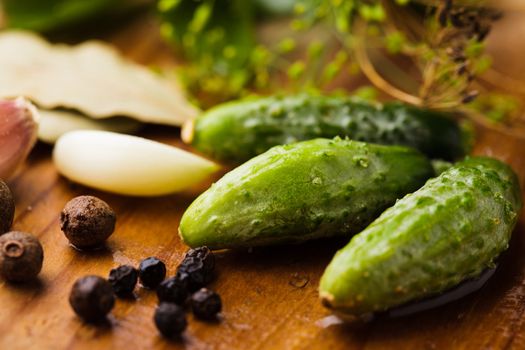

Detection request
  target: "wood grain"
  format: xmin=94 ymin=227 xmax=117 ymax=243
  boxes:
xmin=1 ymin=16 xmax=525 ymax=350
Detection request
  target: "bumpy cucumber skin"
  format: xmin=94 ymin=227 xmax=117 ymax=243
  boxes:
xmin=192 ymin=95 xmax=464 ymax=163
xmin=319 ymin=157 xmax=522 ymax=317
xmin=179 ymin=138 xmax=434 ymax=249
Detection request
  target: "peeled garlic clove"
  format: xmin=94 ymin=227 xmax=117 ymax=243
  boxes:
xmin=38 ymin=109 xmax=142 ymax=144
xmin=53 ymin=130 xmax=220 ymax=196
xmin=0 ymin=97 xmax=40 ymax=179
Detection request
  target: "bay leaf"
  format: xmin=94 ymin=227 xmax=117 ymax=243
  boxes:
xmin=0 ymin=31 xmax=199 ymax=126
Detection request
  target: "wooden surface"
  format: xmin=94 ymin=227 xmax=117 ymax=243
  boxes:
xmin=1 ymin=17 xmax=525 ymax=350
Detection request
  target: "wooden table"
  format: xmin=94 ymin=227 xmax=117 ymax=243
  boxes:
xmin=1 ymin=17 xmax=525 ymax=350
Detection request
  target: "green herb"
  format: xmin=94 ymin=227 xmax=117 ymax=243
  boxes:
xmin=469 ymin=93 xmax=521 ymax=123
xmin=2 ymin=0 xmax=151 ymax=32
xmin=157 ymin=0 xmax=256 ymax=105
xmin=157 ymin=0 xmax=508 ymax=114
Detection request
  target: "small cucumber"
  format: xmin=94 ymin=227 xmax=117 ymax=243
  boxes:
xmin=319 ymin=157 xmax=522 ymax=317
xmin=187 ymin=94 xmax=465 ymax=163
xmin=179 ymin=138 xmax=434 ymax=249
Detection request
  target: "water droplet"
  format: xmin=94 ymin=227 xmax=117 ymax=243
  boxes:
xmin=352 ymin=155 xmax=369 ymax=168
xmin=312 ymin=176 xmax=323 ymax=185
xmin=289 ymin=273 xmax=309 ymax=288
xmin=313 ymin=214 xmax=324 ymax=225
xmin=315 ymin=315 xmax=344 ymax=329
xmin=460 ymin=195 xmax=474 ymax=210
xmin=460 ymin=222 xmax=472 ymax=233
xmin=416 ymin=196 xmax=435 ymax=206
xmin=269 ymin=105 xmax=284 ymax=117
xmin=375 ymin=173 xmax=386 ymax=182
xmin=480 ymin=185 xmax=492 ymax=194
xmin=361 ymin=143 xmax=368 ymax=150
xmin=503 ymin=203 xmax=517 ymax=223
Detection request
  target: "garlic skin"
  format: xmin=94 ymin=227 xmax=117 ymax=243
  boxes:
xmin=0 ymin=97 xmax=40 ymax=179
xmin=53 ymin=131 xmax=220 ymax=196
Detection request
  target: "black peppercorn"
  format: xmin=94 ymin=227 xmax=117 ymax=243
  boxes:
xmin=138 ymin=257 xmax=166 ymax=289
xmin=108 ymin=265 xmax=138 ymax=297
xmin=69 ymin=275 xmax=115 ymax=322
xmin=185 ymin=247 xmax=214 ymax=270
xmin=190 ymin=288 xmax=222 ymax=320
xmin=154 ymin=302 xmax=187 ymax=338
xmin=0 ymin=231 xmax=43 ymax=282
xmin=157 ymin=276 xmax=188 ymax=305
xmin=60 ymin=195 xmax=116 ymax=249
xmin=176 ymin=247 xmax=215 ymax=292
xmin=174 ymin=270 xmax=193 ymax=291
xmin=0 ymin=180 xmax=15 ymax=234
xmin=177 ymin=256 xmax=214 ymax=292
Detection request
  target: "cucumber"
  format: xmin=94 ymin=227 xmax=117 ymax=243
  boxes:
xmin=179 ymin=138 xmax=434 ymax=249
xmin=319 ymin=157 xmax=522 ymax=317
xmin=187 ymin=94 xmax=465 ymax=163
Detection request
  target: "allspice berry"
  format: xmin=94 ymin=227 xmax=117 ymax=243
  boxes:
xmin=69 ymin=275 xmax=115 ymax=322
xmin=0 ymin=180 xmax=15 ymax=234
xmin=60 ymin=196 xmax=116 ymax=249
xmin=0 ymin=231 xmax=43 ymax=282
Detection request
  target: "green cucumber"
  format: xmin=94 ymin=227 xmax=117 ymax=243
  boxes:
xmin=179 ymin=138 xmax=434 ymax=249
xmin=319 ymin=157 xmax=522 ymax=317
xmin=188 ymin=94 xmax=465 ymax=163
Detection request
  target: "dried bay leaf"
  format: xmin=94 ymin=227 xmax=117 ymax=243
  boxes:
xmin=0 ymin=31 xmax=199 ymax=126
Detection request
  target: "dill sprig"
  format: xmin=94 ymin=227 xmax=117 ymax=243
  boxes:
xmin=157 ymin=0 xmax=520 ymax=128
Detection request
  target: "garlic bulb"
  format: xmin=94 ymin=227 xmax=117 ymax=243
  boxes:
xmin=0 ymin=97 xmax=40 ymax=179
